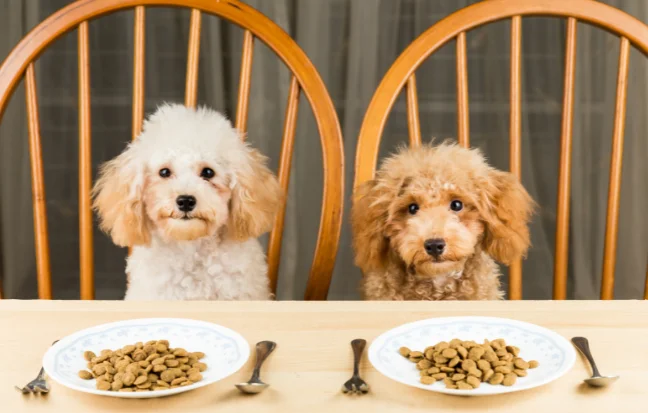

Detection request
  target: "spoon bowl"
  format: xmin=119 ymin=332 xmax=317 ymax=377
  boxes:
xmin=235 ymin=381 xmax=269 ymax=394
xmin=584 ymin=375 xmax=619 ymax=388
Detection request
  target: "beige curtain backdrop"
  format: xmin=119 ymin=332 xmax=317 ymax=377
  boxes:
xmin=0 ymin=0 xmax=646 ymax=300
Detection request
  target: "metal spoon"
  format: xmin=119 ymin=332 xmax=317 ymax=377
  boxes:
xmin=235 ymin=341 xmax=276 ymax=394
xmin=571 ymin=337 xmax=619 ymax=387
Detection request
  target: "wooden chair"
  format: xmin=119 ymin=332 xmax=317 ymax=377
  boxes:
xmin=0 ymin=0 xmax=344 ymax=301
xmin=354 ymin=0 xmax=648 ymax=300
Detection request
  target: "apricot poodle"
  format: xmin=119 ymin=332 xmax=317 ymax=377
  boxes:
xmin=352 ymin=143 xmax=534 ymax=301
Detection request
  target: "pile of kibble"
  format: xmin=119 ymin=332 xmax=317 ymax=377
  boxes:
xmin=399 ymin=338 xmax=538 ymax=390
xmin=78 ymin=340 xmax=207 ymax=392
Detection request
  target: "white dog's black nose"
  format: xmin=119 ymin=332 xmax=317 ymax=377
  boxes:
xmin=424 ymin=238 xmax=445 ymax=257
xmin=176 ymin=195 xmax=196 ymax=212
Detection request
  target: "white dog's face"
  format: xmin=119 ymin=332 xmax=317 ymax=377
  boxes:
xmin=143 ymin=152 xmax=233 ymax=241
xmin=92 ymin=104 xmax=282 ymax=246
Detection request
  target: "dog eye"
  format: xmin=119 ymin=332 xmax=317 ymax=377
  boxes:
xmin=450 ymin=200 xmax=463 ymax=212
xmin=408 ymin=203 xmax=419 ymax=215
xmin=159 ymin=168 xmax=171 ymax=178
xmin=200 ymin=167 xmax=215 ymax=179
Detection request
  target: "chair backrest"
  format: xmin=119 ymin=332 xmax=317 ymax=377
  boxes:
xmin=354 ymin=0 xmax=648 ymax=300
xmin=0 ymin=0 xmax=344 ymax=301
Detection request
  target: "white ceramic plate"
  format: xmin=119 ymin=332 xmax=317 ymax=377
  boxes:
xmin=369 ymin=316 xmax=575 ymax=396
xmin=43 ymin=318 xmax=249 ymax=398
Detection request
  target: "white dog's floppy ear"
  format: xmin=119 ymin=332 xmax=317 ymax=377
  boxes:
xmin=92 ymin=145 xmax=150 ymax=247
xmin=351 ymin=178 xmax=392 ymax=273
xmin=478 ymin=170 xmax=535 ymax=265
xmin=227 ymin=148 xmax=282 ymax=241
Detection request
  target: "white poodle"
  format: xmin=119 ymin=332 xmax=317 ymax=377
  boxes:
xmin=93 ymin=103 xmax=282 ymax=300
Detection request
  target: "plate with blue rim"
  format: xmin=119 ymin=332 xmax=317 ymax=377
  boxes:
xmin=43 ymin=318 xmax=249 ymax=398
xmin=368 ymin=316 xmax=576 ymax=396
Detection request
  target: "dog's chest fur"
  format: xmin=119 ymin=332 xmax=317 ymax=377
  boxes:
xmin=363 ymin=251 xmax=503 ymax=300
xmin=124 ymin=234 xmax=271 ymax=300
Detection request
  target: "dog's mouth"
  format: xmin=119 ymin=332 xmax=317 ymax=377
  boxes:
xmin=168 ymin=213 xmax=195 ymax=221
xmin=165 ymin=212 xmax=205 ymax=222
xmin=408 ymin=251 xmax=463 ymax=277
xmin=158 ymin=211 xmax=213 ymax=242
xmin=415 ymin=251 xmax=458 ymax=265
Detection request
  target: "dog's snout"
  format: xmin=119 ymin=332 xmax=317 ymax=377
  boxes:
xmin=176 ymin=195 xmax=197 ymax=212
xmin=424 ymin=238 xmax=445 ymax=257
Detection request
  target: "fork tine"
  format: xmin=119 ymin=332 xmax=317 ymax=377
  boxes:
xmin=15 ymin=386 xmax=29 ymax=394
xmin=34 ymin=383 xmax=50 ymax=393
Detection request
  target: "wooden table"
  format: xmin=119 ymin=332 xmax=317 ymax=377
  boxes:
xmin=1 ymin=300 xmax=646 ymax=412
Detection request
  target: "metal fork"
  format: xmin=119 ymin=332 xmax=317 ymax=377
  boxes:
xmin=15 ymin=340 xmax=58 ymax=394
xmin=342 ymin=339 xmax=369 ymax=394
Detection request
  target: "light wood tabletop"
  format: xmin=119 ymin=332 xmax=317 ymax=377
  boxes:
xmin=1 ymin=300 xmax=646 ymax=412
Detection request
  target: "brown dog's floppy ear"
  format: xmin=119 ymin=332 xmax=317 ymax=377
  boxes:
xmin=227 ymin=148 xmax=282 ymax=241
xmin=351 ymin=179 xmax=392 ymax=273
xmin=478 ymin=170 xmax=534 ymax=264
xmin=92 ymin=145 xmax=150 ymax=247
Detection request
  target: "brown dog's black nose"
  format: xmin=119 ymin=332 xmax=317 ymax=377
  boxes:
xmin=176 ymin=195 xmax=196 ymax=212
xmin=424 ymin=238 xmax=445 ymax=257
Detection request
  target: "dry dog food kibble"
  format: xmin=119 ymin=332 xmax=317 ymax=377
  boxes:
xmin=398 ymin=338 xmax=539 ymax=390
xmin=77 ymin=340 xmax=206 ymax=392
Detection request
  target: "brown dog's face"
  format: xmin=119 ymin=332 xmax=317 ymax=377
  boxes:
xmin=385 ymin=177 xmax=485 ymax=277
xmin=352 ymin=143 xmax=534 ymax=277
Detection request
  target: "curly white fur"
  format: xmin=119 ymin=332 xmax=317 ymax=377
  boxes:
xmin=125 ymin=236 xmax=270 ymax=300
xmin=93 ymin=103 xmax=282 ymax=301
